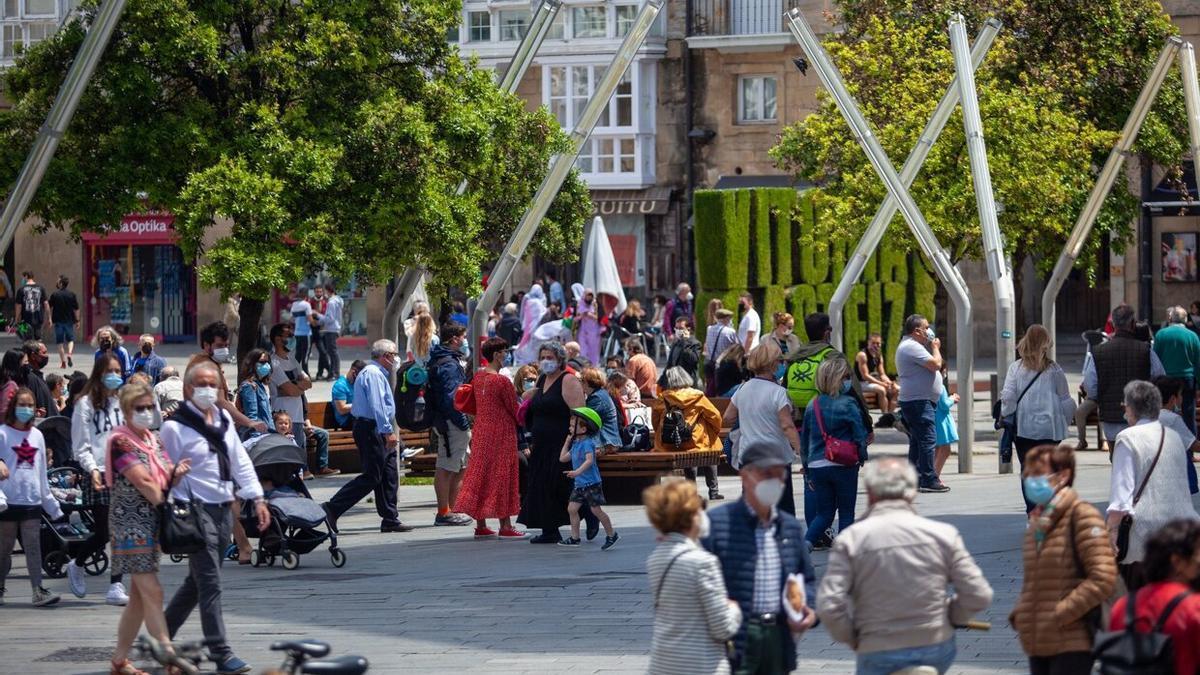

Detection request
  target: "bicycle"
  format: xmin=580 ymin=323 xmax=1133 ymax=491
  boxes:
xmin=134 ymin=635 xmax=368 ymax=674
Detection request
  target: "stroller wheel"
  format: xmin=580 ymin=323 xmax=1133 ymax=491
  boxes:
xmin=330 ymin=548 xmax=346 ymax=568
xmin=250 ymin=549 xmax=262 ymax=567
xmin=170 ymin=553 xmax=185 ymax=563
xmin=83 ymin=550 xmax=108 ymax=576
xmin=42 ymin=550 xmax=68 ymax=579
xmin=282 ymin=550 xmax=300 ymax=570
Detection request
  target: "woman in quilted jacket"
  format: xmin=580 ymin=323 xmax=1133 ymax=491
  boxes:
xmin=1010 ymin=442 xmax=1116 ymax=675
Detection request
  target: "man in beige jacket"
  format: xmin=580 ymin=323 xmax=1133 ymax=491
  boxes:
xmin=816 ymin=457 xmax=993 ymax=675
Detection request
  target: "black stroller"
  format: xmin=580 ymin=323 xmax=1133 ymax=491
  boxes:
xmin=240 ymin=434 xmax=345 ymax=570
xmin=39 ymin=466 xmax=108 ymax=579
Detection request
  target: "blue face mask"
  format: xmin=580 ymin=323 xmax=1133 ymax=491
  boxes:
xmin=256 ymin=363 xmax=272 ymax=378
xmin=285 ymin=337 xmax=296 ymax=353
xmin=103 ymin=373 xmax=123 ymax=390
xmin=14 ymin=406 xmax=35 ymax=423
xmin=461 ymin=343 xmax=471 ymax=360
xmin=1023 ymin=475 xmax=1056 ymax=506
xmin=840 ymin=379 xmax=853 ymax=395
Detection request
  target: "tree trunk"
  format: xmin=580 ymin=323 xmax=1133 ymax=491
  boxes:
xmin=237 ymin=296 xmax=265 ymax=365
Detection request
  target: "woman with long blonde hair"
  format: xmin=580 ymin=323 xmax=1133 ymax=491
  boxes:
xmin=999 ymin=324 xmax=1076 ymax=512
xmin=705 ymin=298 xmax=723 ymax=328
xmin=408 ymin=312 xmax=438 ymax=365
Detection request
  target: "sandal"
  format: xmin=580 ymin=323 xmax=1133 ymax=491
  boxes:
xmin=110 ymin=659 xmax=150 ymax=675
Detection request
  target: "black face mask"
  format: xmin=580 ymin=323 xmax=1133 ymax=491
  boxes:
xmin=36 ymin=354 xmax=48 ymax=369
xmin=141 ymin=344 xmax=152 ymax=355
xmin=100 ymin=339 xmax=113 ymax=350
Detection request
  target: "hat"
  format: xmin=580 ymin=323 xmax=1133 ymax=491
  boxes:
xmin=570 ymin=407 xmax=602 ymax=434
xmin=715 ymin=308 xmax=734 ymax=320
xmin=738 ymin=442 xmax=791 ymax=469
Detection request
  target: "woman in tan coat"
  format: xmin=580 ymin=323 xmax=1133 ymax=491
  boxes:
xmin=1010 ymin=442 xmax=1116 ymax=675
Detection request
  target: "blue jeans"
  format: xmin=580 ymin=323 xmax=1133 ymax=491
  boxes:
xmin=899 ymin=399 xmax=938 ymax=487
xmin=856 ymin=637 xmax=956 ymax=675
xmin=804 ymin=465 xmax=859 ymax=545
xmin=297 ymin=425 xmax=330 ymax=470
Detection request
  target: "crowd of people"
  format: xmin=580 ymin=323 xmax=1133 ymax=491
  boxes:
xmin=3 ymin=261 xmax=1200 ymax=675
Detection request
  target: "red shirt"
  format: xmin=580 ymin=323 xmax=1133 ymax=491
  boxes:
xmin=1111 ymin=582 xmax=1200 ymax=675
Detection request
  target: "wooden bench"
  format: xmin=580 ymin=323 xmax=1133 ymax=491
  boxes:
xmin=305 ymin=401 xmax=432 ymax=473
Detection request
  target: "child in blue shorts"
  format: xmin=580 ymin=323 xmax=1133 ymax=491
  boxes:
xmin=558 ymin=407 xmax=618 ymax=550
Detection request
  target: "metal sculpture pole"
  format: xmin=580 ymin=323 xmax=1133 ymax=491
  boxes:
xmin=828 ymin=18 xmax=1001 ymax=350
xmin=381 ymin=0 xmax=564 ymax=346
xmin=949 ymin=15 xmax=1016 ymax=473
xmin=0 ymin=0 xmax=128 ymax=255
xmin=1180 ymin=43 xmax=1200 ymax=210
xmin=469 ymin=0 xmax=665 ymax=368
xmin=1040 ymin=39 xmax=1183 ymax=359
xmin=785 ymin=8 xmax=976 ymax=472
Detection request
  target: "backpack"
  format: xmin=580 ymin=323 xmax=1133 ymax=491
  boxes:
xmin=1093 ymin=590 xmax=1191 ymax=674
xmin=394 ymin=360 xmax=431 ymax=431
xmin=785 ymin=346 xmax=832 ymax=411
xmin=660 ymin=401 xmax=694 ymax=449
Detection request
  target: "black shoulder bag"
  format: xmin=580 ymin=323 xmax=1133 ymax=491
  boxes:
xmin=158 ymin=482 xmax=206 ymax=555
xmin=994 ymin=368 xmax=1043 ymax=435
xmin=1115 ymin=427 xmax=1165 ymax=563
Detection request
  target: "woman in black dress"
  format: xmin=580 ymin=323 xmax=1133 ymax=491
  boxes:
xmin=518 ymin=341 xmax=595 ymax=543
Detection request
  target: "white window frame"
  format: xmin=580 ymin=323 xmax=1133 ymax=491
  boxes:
xmin=22 ymin=0 xmax=55 ymax=18
xmin=737 ymin=74 xmax=778 ymax=124
xmin=570 ymin=5 xmax=607 ymax=39
xmin=467 ymin=9 xmax=491 ymax=43
xmin=497 ymin=8 xmax=530 ymax=42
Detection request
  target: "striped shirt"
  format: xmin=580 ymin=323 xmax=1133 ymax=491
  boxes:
xmin=752 ymin=512 xmax=782 ymax=614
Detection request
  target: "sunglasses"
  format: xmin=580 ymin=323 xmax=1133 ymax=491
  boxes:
xmin=133 ymin=405 xmax=155 ymax=413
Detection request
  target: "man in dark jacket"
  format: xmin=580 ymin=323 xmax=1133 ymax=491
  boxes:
xmin=427 ymin=323 xmax=472 ymax=526
xmin=659 ymin=317 xmax=702 ymax=388
xmin=1083 ymin=304 xmax=1165 ymax=443
xmin=20 ymin=339 xmax=58 ymax=417
xmin=703 ymin=442 xmax=819 ymax=673
xmin=496 ymin=302 xmax=523 ymax=357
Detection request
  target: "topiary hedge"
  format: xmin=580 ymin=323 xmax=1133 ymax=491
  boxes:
xmin=696 ymin=187 xmax=937 ymax=374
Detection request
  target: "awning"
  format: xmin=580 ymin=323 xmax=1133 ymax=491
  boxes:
xmin=712 ymin=174 xmax=814 ymax=190
xmin=1144 ymin=163 xmax=1200 ymax=215
xmin=590 ymin=187 xmax=673 ymax=216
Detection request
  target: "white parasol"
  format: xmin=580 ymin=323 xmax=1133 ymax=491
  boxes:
xmin=581 ymin=216 xmax=627 ymax=317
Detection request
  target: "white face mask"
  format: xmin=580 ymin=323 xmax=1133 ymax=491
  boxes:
xmin=696 ymin=510 xmax=711 ymax=540
xmin=131 ymin=410 xmax=156 ymax=430
xmin=211 ymin=347 xmax=230 ymax=362
xmin=540 ymin=359 xmax=559 ymax=374
xmin=192 ymin=386 xmax=219 ymax=410
xmin=753 ymin=477 xmax=785 ymax=508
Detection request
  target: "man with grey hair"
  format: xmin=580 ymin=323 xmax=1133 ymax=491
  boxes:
xmin=497 ymin=301 xmax=523 ymax=351
xmin=895 ymin=314 xmax=948 ymax=493
xmin=817 ymin=457 xmax=992 ymax=675
xmin=154 ymin=365 xmax=184 ymax=415
xmin=1154 ymin=305 xmax=1200 ymax=437
xmin=1084 ymin=304 xmax=1164 ymax=443
xmin=323 ymin=338 xmax=413 ymax=533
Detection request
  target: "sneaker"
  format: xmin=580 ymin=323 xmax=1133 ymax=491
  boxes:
xmin=529 ymin=531 xmax=561 ymax=544
xmin=434 ymin=513 xmax=472 ymax=526
xmin=65 ymin=560 xmax=87 ymax=598
xmin=919 ymin=482 xmax=951 ymax=493
xmin=474 ymin=526 xmax=497 ymax=539
xmin=32 ymin=587 xmax=60 ymax=607
xmin=380 ymin=522 xmax=415 ymax=533
xmin=302 ymin=471 xmax=315 ymax=481
xmin=105 ymin=582 xmax=129 ymax=606
xmin=557 ymin=537 xmax=581 ymax=548
xmin=498 ymin=527 xmax=527 ymax=540
xmin=708 ymin=489 xmax=725 ymax=501
xmin=601 ymin=532 xmax=620 ymax=551
xmin=214 ymin=655 xmax=252 ymax=675
xmin=315 ymin=467 xmax=341 ymax=477
xmin=401 ymin=447 xmax=423 ymax=459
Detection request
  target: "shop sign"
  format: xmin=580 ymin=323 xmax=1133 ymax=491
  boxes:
xmin=81 ymin=213 xmax=177 ymax=244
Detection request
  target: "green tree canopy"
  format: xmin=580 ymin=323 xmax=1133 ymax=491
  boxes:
xmin=770 ymin=0 xmax=1184 ymax=280
xmin=0 ymin=0 xmax=590 ymax=310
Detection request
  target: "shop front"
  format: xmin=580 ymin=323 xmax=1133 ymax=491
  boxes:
xmin=81 ymin=214 xmax=197 ymax=343
xmin=270 ymin=274 xmax=370 ymax=347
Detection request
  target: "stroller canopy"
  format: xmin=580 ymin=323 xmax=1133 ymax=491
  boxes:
xmin=37 ymin=416 xmax=73 ymax=468
xmin=247 ymin=434 xmax=307 ymax=471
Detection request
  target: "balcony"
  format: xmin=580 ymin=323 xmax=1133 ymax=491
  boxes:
xmin=687 ymin=0 xmax=813 ymax=51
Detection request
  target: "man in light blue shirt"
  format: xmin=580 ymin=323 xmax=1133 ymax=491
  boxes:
xmin=323 ymin=339 xmax=413 ymax=533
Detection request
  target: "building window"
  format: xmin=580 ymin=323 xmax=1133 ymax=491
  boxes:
xmin=547 ymin=12 xmax=565 ymax=40
xmin=615 ymin=4 xmax=638 ymax=37
xmin=24 ymin=0 xmax=54 ymax=16
xmin=498 ymin=9 xmax=529 ymax=41
xmin=468 ymin=10 xmax=490 ymax=42
xmin=546 ymin=63 xmax=643 ymax=179
xmin=599 ymin=69 xmax=633 ymax=128
xmin=572 ymin=6 xmax=606 ymax=38
xmin=25 ymin=20 xmax=51 ymax=45
xmin=739 ymin=75 xmax=777 ymax=123
xmin=446 ymin=23 xmax=459 ymax=43
xmin=2 ymin=0 xmax=17 ymax=19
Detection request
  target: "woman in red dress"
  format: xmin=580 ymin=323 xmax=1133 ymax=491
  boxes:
xmin=455 ymin=337 xmax=525 ymax=539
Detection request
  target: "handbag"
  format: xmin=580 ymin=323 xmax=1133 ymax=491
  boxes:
xmin=812 ymin=397 xmax=860 ymax=466
xmin=1115 ymin=427 xmax=1165 ymax=563
xmin=157 ymin=484 xmax=206 ymax=555
xmin=453 ymin=383 xmax=476 ymax=416
xmin=621 ymin=414 xmax=652 ymax=452
xmin=995 ymin=368 xmax=1044 ymax=435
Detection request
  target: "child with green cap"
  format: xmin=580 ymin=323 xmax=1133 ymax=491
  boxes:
xmin=558 ymin=407 xmax=619 ymax=550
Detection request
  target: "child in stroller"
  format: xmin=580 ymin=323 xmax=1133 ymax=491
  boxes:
xmin=239 ymin=433 xmax=345 ymax=570
xmin=41 ymin=466 xmax=109 ymax=580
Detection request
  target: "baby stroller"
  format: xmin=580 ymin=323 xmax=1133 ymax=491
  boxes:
xmin=240 ymin=434 xmax=345 ymax=570
xmin=39 ymin=466 xmax=108 ymax=579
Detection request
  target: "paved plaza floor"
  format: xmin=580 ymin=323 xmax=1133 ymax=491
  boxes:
xmin=8 ymin=425 xmax=1197 ymax=675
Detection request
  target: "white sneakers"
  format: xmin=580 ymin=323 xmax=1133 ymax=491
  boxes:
xmin=105 ymin=582 xmax=129 ymax=606
xmin=66 ymin=560 xmax=87 ymax=598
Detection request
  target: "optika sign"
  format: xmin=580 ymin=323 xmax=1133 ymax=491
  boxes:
xmin=120 ymin=216 xmax=174 ymax=235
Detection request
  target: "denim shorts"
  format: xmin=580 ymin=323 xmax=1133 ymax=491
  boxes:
xmin=53 ymin=322 xmax=75 ymax=345
xmin=569 ymin=482 xmax=607 ymax=507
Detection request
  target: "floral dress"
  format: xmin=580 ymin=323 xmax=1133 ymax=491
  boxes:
xmin=109 ymin=435 xmax=170 ymax=574
xmin=454 ymin=371 xmax=521 ymax=520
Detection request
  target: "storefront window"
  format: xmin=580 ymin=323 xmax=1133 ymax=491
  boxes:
xmin=274 ymin=273 xmax=368 ymax=342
